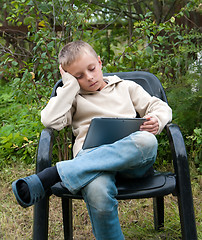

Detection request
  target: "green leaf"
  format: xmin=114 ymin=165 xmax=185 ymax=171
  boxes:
xmin=4 ymin=142 xmax=13 ymax=149
xmin=0 ymin=134 xmax=13 ymax=144
xmin=12 ymin=61 xmax=18 ymax=66
xmin=170 ymin=17 xmax=175 ymax=23
xmin=24 ymin=16 xmax=34 ymax=25
xmin=157 ymin=36 xmax=163 ymax=42
xmin=41 ymin=52 xmax=47 ymax=58
xmin=146 ymin=47 xmax=153 ymax=55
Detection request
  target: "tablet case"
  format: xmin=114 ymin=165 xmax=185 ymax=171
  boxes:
xmin=82 ymin=118 xmax=146 ymax=149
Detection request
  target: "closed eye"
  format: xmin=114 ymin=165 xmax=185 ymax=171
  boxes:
xmin=89 ymin=66 xmax=95 ymax=71
xmin=75 ymin=74 xmax=83 ymax=80
xmin=75 ymin=66 xmax=95 ymax=79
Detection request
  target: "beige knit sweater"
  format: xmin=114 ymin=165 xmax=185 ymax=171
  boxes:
xmin=41 ymin=73 xmax=172 ymax=157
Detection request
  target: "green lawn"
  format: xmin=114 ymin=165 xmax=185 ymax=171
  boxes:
xmin=0 ymin=163 xmax=201 ymax=240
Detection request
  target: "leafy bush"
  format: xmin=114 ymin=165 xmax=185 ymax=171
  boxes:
xmin=0 ymin=0 xmax=201 ymax=171
xmin=0 ymin=82 xmax=43 ymax=167
xmin=187 ymin=128 xmax=202 ymax=173
xmin=103 ymin=6 xmax=201 ymax=171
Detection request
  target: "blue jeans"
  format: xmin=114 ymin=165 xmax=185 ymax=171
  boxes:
xmin=56 ymin=131 xmax=158 ymax=240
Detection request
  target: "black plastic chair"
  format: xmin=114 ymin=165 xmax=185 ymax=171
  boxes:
xmin=33 ymin=71 xmax=197 ymax=240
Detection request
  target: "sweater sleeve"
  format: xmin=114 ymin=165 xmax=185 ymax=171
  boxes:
xmin=41 ymin=72 xmax=80 ymax=131
xmin=128 ymin=81 xmax=172 ymax=134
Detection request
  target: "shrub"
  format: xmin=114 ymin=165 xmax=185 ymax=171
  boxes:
xmin=0 ymin=0 xmax=201 ymax=171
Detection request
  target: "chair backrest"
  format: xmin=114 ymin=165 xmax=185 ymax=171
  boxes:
xmin=51 ymin=71 xmax=167 ymax=103
xmin=104 ymin=71 xmax=168 ymax=103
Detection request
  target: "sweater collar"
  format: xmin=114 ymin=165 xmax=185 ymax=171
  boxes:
xmin=79 ymin=75 xmax=122 ymax=95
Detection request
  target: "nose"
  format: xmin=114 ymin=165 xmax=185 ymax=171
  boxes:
xmin=86 ymin=72 xmax=93 ymax=81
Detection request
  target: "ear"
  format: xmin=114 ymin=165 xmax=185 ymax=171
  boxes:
xmin=98 ymin=56 xmax=102 ymax=69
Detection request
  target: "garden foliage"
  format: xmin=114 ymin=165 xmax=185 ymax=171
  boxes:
xmin=0 ymin=0 xmax=201 ymax=172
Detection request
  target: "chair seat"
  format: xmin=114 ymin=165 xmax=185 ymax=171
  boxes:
xmin=51 ymin=172 xmax=176 ymax=200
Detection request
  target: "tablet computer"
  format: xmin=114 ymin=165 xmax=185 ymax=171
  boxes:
xmin=82 ymin=118 xmax=146 ymax=150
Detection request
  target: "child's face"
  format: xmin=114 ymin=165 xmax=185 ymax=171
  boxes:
xmin=64 ymin=52 xmax=106 ymax=92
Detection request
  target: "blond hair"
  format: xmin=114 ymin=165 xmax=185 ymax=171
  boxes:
xmin=58 ymin=40 xmax=98 ymax=68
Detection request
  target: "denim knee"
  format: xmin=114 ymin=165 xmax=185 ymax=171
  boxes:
xmin=130 ymin=131 xmax=158 ymax=160
xmin=82 ymin=174 xmax=118 ymax=212
xmin=132 ymin=131 xmax=158 ymax=148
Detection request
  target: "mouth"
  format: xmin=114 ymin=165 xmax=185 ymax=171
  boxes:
xmin=89 ymin=81 xmax=98 ymax=87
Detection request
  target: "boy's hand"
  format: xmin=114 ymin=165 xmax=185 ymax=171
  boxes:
xmin=140 ymin=115 xmax=159 ymax=135
xmin=59 ymin=64 xmax=80 ymax=88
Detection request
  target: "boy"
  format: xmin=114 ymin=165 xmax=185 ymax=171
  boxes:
xmin=12 ymin=40 xmax=172 ymax=240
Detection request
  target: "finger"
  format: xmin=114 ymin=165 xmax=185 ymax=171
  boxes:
xmin=141 ymin=122 xmax=158 ymax=129
xmin=143 ymin=120 xmax=155 ymax=126
xmin=141 ymin=127 xmax=158 ymax=135
xmin=143 ymin=115 xmax=151 ymax=121
xmin=143 ymin=117 xmax=157 ymax=125
xmin=59 ymin=65 xmax=65 ymax=76
xmin=140 ymin=123 xmax=159 ymax=132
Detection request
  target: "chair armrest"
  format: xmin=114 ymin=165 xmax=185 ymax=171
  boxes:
xmin=166 ymin=123 xmax=192 ymax=192
xmin=166 ymin=123 xmax=197 ymax=239
xmin=36 ymin=128 xmax=55 ymax=173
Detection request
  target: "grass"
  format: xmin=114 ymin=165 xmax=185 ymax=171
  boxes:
xmin=0 ymin=163 xmax=201 ymax=240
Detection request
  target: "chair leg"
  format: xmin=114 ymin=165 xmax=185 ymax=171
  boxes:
xmin=177 ymin=194 xmax=198 ymax=240
xmin=153 ymin=196 xmax=164 ymax=230
xmin=33 ymin=195 xmax=50 ymax=240
xmin=62 ymin=197 xmax=73 ymax=240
